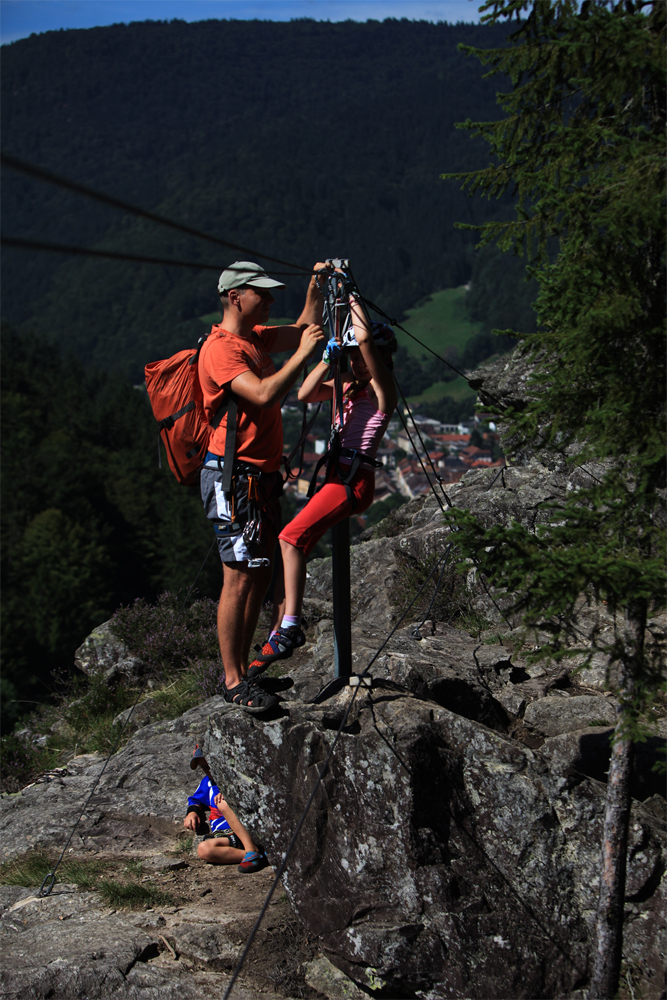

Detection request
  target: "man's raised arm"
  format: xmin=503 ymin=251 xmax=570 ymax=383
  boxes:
xmin=231 ymin=323 xmax=325 ymax=409
xmin=269 ymin=261 xmax=329 ymax=352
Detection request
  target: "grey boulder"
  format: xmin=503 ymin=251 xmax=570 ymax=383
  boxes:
xmin=204 ymin=690 xmax=666 ymax=999
xmin=74 ymin=620 xmax=147 ymax=685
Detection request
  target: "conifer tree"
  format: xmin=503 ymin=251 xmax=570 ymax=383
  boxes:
xmin=443 ymin=2 xmax=665 ymax=996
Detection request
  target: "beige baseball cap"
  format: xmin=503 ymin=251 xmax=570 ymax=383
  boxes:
xmin=217 ymin=261 xmax=286 ymax=294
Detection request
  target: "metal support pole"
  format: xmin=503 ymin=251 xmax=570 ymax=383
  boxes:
xmin=332 ymin=517 xmax=352 ymax=678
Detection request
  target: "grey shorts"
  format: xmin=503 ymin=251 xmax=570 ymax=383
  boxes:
xmin=200 ymin=455 xmax=282 ymax=565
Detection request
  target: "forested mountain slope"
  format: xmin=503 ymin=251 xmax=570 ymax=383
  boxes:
xmin=2 ymin=18 xmax=514 ymax=380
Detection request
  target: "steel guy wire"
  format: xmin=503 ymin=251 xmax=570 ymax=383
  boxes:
xmin=394 ymin=388 xmax=514 ymax=632
xmin=359 ymin=292 xmax=509 ymax=413
xmin=1 ymin=152 xmax=311 ymax=273
xmin=220 ymin=546 xmax=452 ymax=1000
xmin=395 ymin=377 xmax=454 ymax=510
xmin=2 ymin=235 xmax=228 ymax=272
xmin=37 ymin=539 xmax=218 ymax=898
xmin=394 ymin=404 xmax=445 ymax=512
xmin=1 ymin=235 xmax=320 ymax=276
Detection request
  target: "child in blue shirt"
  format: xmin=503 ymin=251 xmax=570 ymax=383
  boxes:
xmin=185 ymin=763 xmax=268 ymax=873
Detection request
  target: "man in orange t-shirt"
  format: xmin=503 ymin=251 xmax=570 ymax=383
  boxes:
xmin=199 ymin=260 xmax=326 ymax=710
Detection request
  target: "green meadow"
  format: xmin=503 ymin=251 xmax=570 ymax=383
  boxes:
xmin=396 ymin=287 xmax=483 ymax=359
xmin=408 ymin=375 xmax=477 ymax=406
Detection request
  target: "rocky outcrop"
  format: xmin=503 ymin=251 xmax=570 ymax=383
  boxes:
xmin=0 ymin=697 xmax=326 ymax=1000
xmin=75 ymin=620 xmax=147 ymax=686
xmin=0 ymin=870 xmax=300 ymax=1000
xmin=1 ymin=696 xmax=229 ymax=862
xmin=4 ymin=424 xmax=665 ymax=998
xmin=203 ymin=691 xmax=666 ymax=1000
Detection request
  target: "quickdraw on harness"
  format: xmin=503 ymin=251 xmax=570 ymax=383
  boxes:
xmin=306 ymin=259 xmax=382 ymax=512
xmin=210 ymin=399 xmax=273 ymax=569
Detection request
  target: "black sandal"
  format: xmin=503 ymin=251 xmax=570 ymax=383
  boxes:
xmin=223 ymin=678 xmax=278 ymax=713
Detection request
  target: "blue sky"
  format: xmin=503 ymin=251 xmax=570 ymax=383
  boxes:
xmin=1 ymin=1 xmax=483 ymax=45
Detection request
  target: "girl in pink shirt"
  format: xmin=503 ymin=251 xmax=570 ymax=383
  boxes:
xmin=248 ymin=294 xmax=397 ymax=675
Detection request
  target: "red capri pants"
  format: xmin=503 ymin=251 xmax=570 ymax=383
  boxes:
xmin=279 ymin=464 xmax=375 ymax=557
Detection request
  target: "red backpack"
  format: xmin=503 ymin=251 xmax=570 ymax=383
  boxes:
xmin=145 ymin=337 xmax=234 ymax=486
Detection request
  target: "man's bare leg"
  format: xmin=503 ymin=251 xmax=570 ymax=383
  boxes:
xmin=218 ymin=539 xmax=275 ymax=690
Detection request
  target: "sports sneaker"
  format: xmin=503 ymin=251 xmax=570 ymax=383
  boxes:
xmin=246 ymin=625 xmax=305 ymax=680
xmin=238 ymin=850 xmax=269 ymax=874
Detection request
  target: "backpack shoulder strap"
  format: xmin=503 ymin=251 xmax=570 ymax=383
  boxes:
xmin=220 ymin=392 xmax=238 ymax=493
xmin=197 ymin=333 xmax=238 ymax=492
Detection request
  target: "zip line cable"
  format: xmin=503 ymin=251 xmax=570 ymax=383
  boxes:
xmin=1 ymin=152 xmax=517 ymax=420
xmin=0 ymin=235 xmax=319 ymax=276
xmin=37 ymin=539 xmax=217 ymax=898
xmin=221 ymin=547 xmax=452 ymax=1000
xmin=1 ymin=152 xmax=508 ymax=410
xmin=2 ymin=235 xmax=227 ymax=271
xmin=1 ymin=152 xmax=311 ymax=273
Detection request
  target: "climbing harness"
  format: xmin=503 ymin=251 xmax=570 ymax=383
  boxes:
xmin=305 ymin=260 xmax=384 ymax=510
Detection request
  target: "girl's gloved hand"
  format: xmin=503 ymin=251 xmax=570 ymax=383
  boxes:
xmin=322 ymin=337 xmax=341 ymax=365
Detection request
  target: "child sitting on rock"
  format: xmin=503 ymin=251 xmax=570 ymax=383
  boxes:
xmin=184 ymin=746 xmax=268 ymax=873
xmin=247 ymin=293 xmax=397 ymax=677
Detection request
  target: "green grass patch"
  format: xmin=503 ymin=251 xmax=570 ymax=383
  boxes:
xmin=199 ymin=311 xmax=222 ymax=327
xmin=98 ymin=880 xmax=174 ymax=910
xmin=0 ymin=849 xmax=174 ymax=909
xmin=398 ymin=288 xmax=482 ymax=360
xmin=0 ymin=849 xmax=110 ymax=890
xmin=407 ymin=375 xmax=477 ymax=406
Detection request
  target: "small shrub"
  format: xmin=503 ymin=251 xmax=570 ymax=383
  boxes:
xmin=55 ymin=672 xmax=133 ymax=756
xmin=393 ymin=550 xmax=472 ymax=628
xmin=195 ymin=660 xmax=227 ymax=699
xmin=172 ymin=832 xmax=194 ymax=855
xmin=0 ymin=732 xmax=60 ymax=794
xmin=109 ymin=592 xmax=219 ymax=673
xmin=150 ymin=671 xmax=208 ymax=718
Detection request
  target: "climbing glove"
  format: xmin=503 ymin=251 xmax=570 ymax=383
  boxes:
xmin=322 ymin=337 xmax=342 ymax=366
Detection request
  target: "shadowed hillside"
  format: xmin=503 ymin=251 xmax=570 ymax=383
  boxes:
xmin=2 ymin=17 xmax=516 ymax=379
